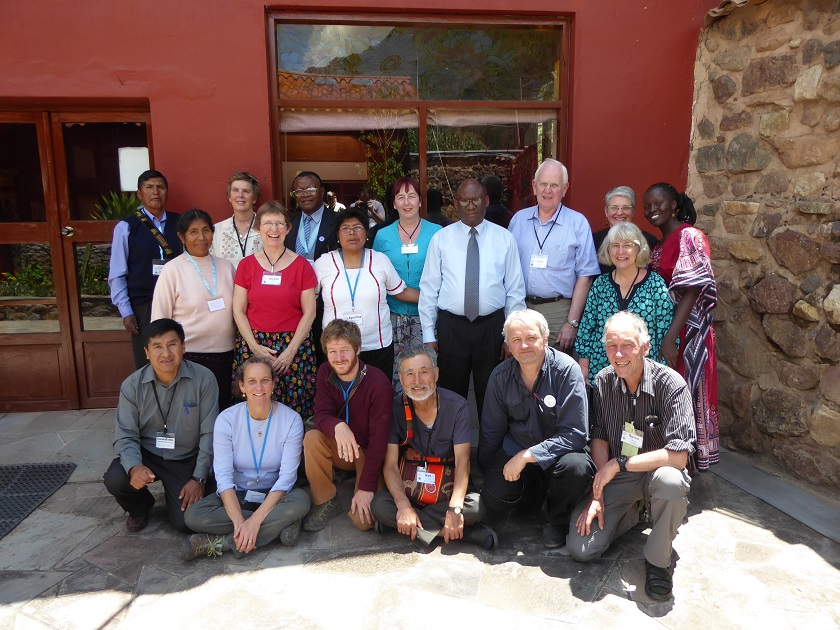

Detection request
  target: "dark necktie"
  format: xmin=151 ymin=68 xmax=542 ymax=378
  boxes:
xmin=464 ymin=227 xmax=480 ymax=321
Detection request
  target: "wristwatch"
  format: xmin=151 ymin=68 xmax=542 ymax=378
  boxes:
xmin=616 ymin=455 xmax=628 ymax=473
xmin=191 ymin=475 xmax=207 ymax=486
xmin=567 ymin=319 xmax=580 ymax=329
xmin=447 ymin=505 xmax=463 ymax=515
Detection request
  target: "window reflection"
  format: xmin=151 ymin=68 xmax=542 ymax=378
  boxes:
xmin=75 ymin=242 xmax=121 ymax=331
xmin=0 ymin=123 xmax=46 ymax=223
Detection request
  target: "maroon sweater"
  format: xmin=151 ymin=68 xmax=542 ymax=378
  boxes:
xmin=313 ymin=361 xmax=393 ymax=492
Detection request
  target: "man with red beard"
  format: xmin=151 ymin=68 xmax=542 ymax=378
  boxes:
xmin=302 ymin=319 xmax=392 ymax=531
xmin=371 ymin=344 xmax=497 ymax=549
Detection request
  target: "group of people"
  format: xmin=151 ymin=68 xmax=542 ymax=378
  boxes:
xmin=105 ymin=159 xmax=718 ymax=601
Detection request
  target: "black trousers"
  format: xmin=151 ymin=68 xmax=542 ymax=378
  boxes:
xmin=313 ymin=296 xmax=327 ymax=367
xmin=129 ymin=298 xmax=153 ymax=370
xmin=360 ymin=343 xmax=394 ymax=381
xmin=103 ymin=449 xmax=213 ymax=533
xmin=481 ymin=449 xmax=595 ymax=525
xmin=436 ymin=309 xmax=504 ymax=422
xmin=185 ymin=350 xmax=233 ymax=412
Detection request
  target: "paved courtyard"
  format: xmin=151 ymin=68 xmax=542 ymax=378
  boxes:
xmin=0 ymin=409 xmax=838 ymax=629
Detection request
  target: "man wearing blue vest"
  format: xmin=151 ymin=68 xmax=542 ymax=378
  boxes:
xmin=109 ymin=170 xmax=183 ymax=369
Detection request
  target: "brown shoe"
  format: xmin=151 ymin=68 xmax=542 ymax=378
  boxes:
xmin=126 ymin=510 xmax=151 ymax=533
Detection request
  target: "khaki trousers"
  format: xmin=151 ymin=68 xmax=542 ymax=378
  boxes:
xmin=303 ymin=429 xmax=383 ymax=531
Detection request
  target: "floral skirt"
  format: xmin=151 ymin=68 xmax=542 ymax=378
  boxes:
xmin=232 ymin=330 xmax=317 ymax=418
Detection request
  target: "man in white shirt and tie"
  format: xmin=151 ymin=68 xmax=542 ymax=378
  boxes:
xmin=419 ymin=179 xmax=526 ymax=421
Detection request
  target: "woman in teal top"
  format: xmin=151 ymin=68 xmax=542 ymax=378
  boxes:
xmin=373 ymin=176 xmax=442 ymax=382
xmin=575 ymin=222 xmax=674 ymax=383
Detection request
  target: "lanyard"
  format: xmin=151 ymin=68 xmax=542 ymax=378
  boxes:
xmin=398 ymin=220 xmax=420 ymax=243
xmin=184 ymin=252 xmax=217 ymax=299
xmin=532 ymin=204 xmax=561 ymax=253
xmin=234 ymin=215 xmax=255 ymax=258
xmin=247 ymin=403 xmax=274 ymax=483
xmin=340 ymin=249 xmax=365 ymax=311
xmin=264 ymin=247 xmax=286 ymax=272
xmin=151 ymin=380 xmax=179 ymax=434
xmin=339 ymin=378 xmax=356 ymax=424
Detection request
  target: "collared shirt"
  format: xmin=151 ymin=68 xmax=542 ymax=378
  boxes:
xmin=478 ymin=346 xmax=589 ymax=470
xmin=212 ymin=401 xmax=303 ymax=495
xmin=108 ymin=207 xmax=170 ymax=318
xmin=389 ymin=388 xmax=472 ymax=456
xmin=508 ymin=204 xmax=600 ymax=299
xmin=590 ymin=358 xmax=696 ymax=458
xmin=114 ymin=360 xmax=218 ymax=480
xmin=209 ymin=215 xmax=263 ymax=269
xmin=297 ymin=204 xmax=326 ymax=261
xmin=419 ymin=220 xmax=526 ymax=343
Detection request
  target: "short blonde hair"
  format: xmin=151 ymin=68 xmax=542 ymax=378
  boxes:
xmin=597 ymin=222 xmax=650 ymax=267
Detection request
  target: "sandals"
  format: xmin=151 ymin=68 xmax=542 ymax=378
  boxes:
xmin=644 ymin=560 xmax=673 ymax=601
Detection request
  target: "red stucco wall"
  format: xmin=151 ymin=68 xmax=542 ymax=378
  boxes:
xmin=0 ymin=0 xmax=717 ymax=227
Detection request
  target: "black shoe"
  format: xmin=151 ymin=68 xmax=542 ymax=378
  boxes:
xmin=541 ymin=522 xmax=567 ymax=549
xmin=464 ymin=524 xmax=498 ymax=549
xmin=645 ymin=560 xmax=674 ymax=600
xmin=373 ymin=521 xmax=394 ymax=535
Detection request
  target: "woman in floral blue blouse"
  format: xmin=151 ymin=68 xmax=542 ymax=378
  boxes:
xmin=575 ymin=222 xmax=674 ymax=383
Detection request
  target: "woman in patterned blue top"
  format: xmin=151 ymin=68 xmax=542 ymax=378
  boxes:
xmin=575 ymin=222 xmax=674 ymax=383
xmin=372 ymin=176 xmax=442 ymax=383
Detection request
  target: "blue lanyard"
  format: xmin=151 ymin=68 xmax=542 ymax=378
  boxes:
xmin=340 ymin=249 xmax=365 ymax=311
xmin=339 ymin=379 xmax=355 ymax=424
xmin=183 ymin=252 xmax=217 ymax=299
xmin=298 ymin=216 xmax=319 ymax=256
xmin=247 ymin=403 xmax=273 ymax=483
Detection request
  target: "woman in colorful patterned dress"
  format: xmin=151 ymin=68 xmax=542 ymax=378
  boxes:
xmin=575 ymin=222 xmax=673 ymax=384
xmin=232 ymin=201 xmax=318 ymax=417
xmin=643 ymin=182 xmax=719 ymax=471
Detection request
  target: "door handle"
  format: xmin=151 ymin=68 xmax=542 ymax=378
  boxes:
xmin=61 ymin=226 xmax=75 ymax=237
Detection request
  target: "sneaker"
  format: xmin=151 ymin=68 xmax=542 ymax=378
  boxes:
xmin=280 ymin=519 xmax=302 ymax=546
xmin=541 ymin=522 xmax=567 ymax=549
xmin=301 ymin=496 xmax=342 ymax=532
xmin=181 ymin=534 xmax=225 ymax=561
xmin=464 ymin=524 xmax=498 ymax=549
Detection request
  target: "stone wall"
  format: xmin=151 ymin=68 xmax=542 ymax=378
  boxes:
xmin=689 ymin=0 xmax=840 ymax=488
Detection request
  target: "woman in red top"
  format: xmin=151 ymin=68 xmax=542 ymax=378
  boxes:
xmin=643 ymin=182 xmax=718 ymax=471
xmin=232 ymin=201 xmax=318 ymax=417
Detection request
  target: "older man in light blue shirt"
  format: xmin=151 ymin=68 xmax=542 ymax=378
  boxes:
xmin=508 ymin=159 xmax=600 ymax=352
xmin=419 ymin=178 xmax=526 ymax=421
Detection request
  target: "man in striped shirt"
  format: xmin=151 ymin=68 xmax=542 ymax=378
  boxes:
xmin=567 ymin=311 xmax=696 ymax=601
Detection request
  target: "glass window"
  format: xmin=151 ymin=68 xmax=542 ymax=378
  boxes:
xmin=74 ymin=242 xmax=121 ymax=331
xmin=62 ymin=122 xmax=148 ymax=221
xmin=0 ymin=123 xmax=46 ymax=223
xmin=0 ymin=242 xmax=59 ymax=334
xmin=277 ymin=24 xmax=561 ymax=101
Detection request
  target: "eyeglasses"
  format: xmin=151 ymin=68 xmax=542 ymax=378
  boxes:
xmin=339 ymin=225 xmax=366 ymax=235
xmin=291 ymin=187 xmax=320 ymax=198
xmin=536 ymin=182 xmax=563 ymax=192
xmin=609 ymin=242 xmax=639 ymax=252
xmin=607 ymin=205 xmax=634 ymax=212
xmin=455 ymin=197 xmax=483 ymax=208
xmin=261 ymin=222 xmax=287 ymax=230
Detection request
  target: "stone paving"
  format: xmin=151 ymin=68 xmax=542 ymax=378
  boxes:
xmin=0 ymin=409 xmax=838 ymax=629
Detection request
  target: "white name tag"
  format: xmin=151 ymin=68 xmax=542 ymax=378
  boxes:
xmin=155 ymin=432 xmax=176 ymax=450
xmin=261 ymin=272 xmax=282 ymax=286
xmin=152 ymin=259 xmax=166 ymax=276
xmin=401 ymin=243 xmax=419 ymax=255
xmin=244 ymin=490 xmax=266 ymax=504
xmin=346 ymin=312 xmax=363 ymax=327
xmin=621 ymin=429 xmax=644 ymax=449
xmin=207 ymin=298 xmax=225 ymax=312
xmin=530 ymin=255 xmax=548 ymax=269
xmin=416 ymin=469 xmax=436 ymax=484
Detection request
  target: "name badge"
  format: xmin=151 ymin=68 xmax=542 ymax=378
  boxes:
xmin=530 ymin=255 xmax=548 ymax=269
xmin=621 ymin=422 xmax=643 ymax=457
xmin=416 ymin=468 xmax=436 ymax=485
xmin=207 ymin=298 xmax=225 ymax=312
xmin=346 ymin=312 xmax=363 ymax=327
xmin=261 ymin=272 xmax=282 ymax=286
xmin=155 ymin=431 xmax=176 ymax=450
xmin=401 ymin=243 xmax=419 ymax=255
xmin=244 ymin=490 xmax=266 ymax=504
xmin=152 ymin=259 xmax=166 ymax=276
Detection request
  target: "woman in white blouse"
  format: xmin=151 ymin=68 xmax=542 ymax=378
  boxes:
xmin=210 ymin=172 xmax=263 ymax=268
xmin=314 ymin=206 xmax=418 ymax=378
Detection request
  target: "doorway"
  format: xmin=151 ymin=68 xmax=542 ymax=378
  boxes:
xmin=0 ymin=109 xmax=149 ymax=411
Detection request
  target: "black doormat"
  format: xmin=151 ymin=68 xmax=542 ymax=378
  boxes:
xmin=0 ymin=463 xmax=77 ymax=540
